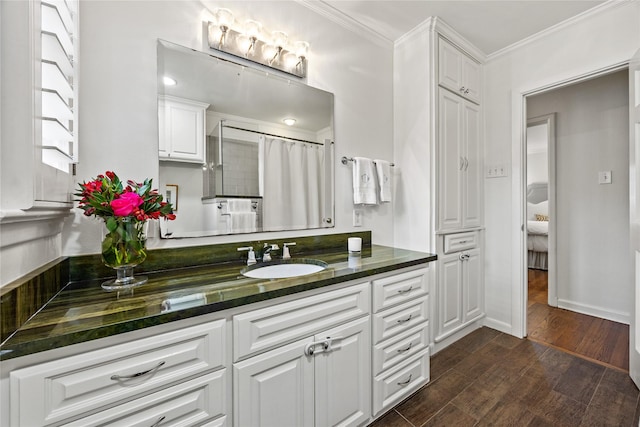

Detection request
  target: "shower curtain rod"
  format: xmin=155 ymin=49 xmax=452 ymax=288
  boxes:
xmin=222 ymin=124 xmax=325 ymax=146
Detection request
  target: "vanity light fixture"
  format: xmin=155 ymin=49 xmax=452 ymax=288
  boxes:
xmin=283 ymin=118 xmax=296 ymax=126
xmin=206 ymin=9 xmax=308 ymax=78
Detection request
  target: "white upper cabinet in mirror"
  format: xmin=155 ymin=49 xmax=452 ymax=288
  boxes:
xmin=157 ymin=40 xmax=334 ymax=238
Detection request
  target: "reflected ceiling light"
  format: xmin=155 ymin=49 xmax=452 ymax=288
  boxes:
xmin=283 ymin=118 xmax=296 ymax=126
xmin=206 ymin=9 xmax=308 ymax=78
xmin=163 ymin=76 xmax=177 ymax=86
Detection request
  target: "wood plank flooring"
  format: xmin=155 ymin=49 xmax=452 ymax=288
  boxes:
xmin=527 ymin=269 xmax=629 ymax=371
xmin=370 ymin=270 xmax=637 ymax=426
xmin=370 ymin=328 xmax=640 ymax=426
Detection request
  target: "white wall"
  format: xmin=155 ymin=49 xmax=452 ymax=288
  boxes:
xmin=526 ymin=123 xmax=548 ymax=185
xmin=528 ymin=70 xmax=630 ymax=322
xmin=54 ymin=1 xmax=395 ymax=259
xmin=483 ymin=2 xmax=640 ymax=334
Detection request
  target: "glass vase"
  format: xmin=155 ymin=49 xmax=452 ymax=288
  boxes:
xmin=101 ymin=217 xmax=148 ymax=291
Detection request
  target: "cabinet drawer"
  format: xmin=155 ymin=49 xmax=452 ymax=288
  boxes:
xmin=10 ymin=320 xmax=225 ymax=427
xmin=373 ymin=322 xmax=429 ymax=376
xmin=372 ymin=296 xmax=428 ymax=344
xmin=443 ymin=231 xmax=478 ymax=254
xmin=372 ymin=268 xmax=428 ymax=313
xmin=234 ymin=282 xmax=370 ymax=361
xmin=373 ymin=349 xmax=430 ymax=417
xmin=64 ymin=370 xmax=227 ymax=427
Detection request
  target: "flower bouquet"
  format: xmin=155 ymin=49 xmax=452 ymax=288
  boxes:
xmin=76 ymin=171 xmax=175 ymax=290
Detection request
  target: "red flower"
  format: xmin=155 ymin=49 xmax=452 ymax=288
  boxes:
xmin=82 ymin=180 xmax=102 ymax=193
xmin=105 ymin=171 xmax=116 ymax=180
xmin=111 ymin=192 xmax=143 ymax=217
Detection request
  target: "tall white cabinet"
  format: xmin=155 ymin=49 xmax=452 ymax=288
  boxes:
xmin=394 ymin=18 xmax=485 ymax=353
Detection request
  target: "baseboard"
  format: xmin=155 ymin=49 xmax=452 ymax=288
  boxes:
xmin=557 ymin=299 xmax=629 ymax=325
xmin=482 ymin=317 xmax=514 ymax=335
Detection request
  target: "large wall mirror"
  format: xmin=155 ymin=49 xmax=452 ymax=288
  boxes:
xmin=157 ymin=40 xmax=335 ymax=238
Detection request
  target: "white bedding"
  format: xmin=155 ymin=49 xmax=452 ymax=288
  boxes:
xmin=527 ymin=220 xmax=548 ymax=252
xmin=527 ymin=220 xmax=548 ymax=236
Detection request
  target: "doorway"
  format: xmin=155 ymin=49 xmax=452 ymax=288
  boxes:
xmin=523 ymin=68 xmax=631 ymax=371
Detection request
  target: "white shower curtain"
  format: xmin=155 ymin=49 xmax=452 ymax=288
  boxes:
xmin=259 ymin=136 xmax=325 ymax=231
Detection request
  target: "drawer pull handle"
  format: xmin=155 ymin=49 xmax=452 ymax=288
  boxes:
xmin=397 ymin=314 xmax=413 ymax=324
xmin=111 ymin=361 xmax=166 ymax=381
xmin=397 ymin=286 xmax=413 ymax=295
xmin=457 ymin=240 xmax=468 ymax=244
xmin=397 ymin=342 xmax=413 ymax=353
xmin=397 ymin=374 xmax=413 ymax=386
xmin=151 ymin=416 xmax=166 ymax=427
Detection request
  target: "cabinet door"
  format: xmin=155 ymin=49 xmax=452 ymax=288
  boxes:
xmin=463 ymin=249 xmax=483 ymax=322
xmin=462 ymin=100 xmax=482 ymax=228
xmin=314 ymin=316 xmax=371 ymax=427
xmin=438 ymin=37 xmax=480 ymax=104
xmin=438 ymin=89 xmax=464 ymax=230
xmin=234 ymin=338 xmax=314 ymax=427
xmin=436 ymin=254 xmax=463 ymax=339
xmin=159 ymin=96 xmax=208 ymax=163
xmin=462 ymin=55 xmax=481 ymax=104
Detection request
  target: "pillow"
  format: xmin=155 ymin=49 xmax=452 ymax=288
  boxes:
xmin=535 ymin=214 xmax=549 ymax=221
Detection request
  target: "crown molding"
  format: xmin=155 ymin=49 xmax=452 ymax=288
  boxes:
xmin=432 ymin=17 xmax=487 ymax=63
xmin=487 ymin=0 xmax=633 ymax=61
xmin=296 ymin=0 xmax=393 ymax=49
xmin=394 ymin=16 xmax=434 ymax=47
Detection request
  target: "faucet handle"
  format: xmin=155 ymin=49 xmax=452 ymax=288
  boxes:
xmin=237 ymin=246 xmax=256 ymax=265
xmin=282 ymin=242 xmax=296 ymax=259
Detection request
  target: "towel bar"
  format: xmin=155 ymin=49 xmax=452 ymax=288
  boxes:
xmin=341 ymin=156 xmax=395 ymax=167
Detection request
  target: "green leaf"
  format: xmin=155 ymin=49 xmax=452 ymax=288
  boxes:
xmin=106 ymin=216 xmax=118 ymax=232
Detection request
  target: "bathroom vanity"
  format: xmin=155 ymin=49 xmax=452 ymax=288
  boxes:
xmin=0 ymin=235 xmax=436 ymax=427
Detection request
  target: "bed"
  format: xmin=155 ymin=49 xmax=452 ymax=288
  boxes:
xmin=527 ymin=182 xmax=549 ymax=270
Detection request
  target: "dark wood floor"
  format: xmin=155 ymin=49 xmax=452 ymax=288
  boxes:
xmin=527 ymin=269 xmax=630 ymax=371
xmin=370 ymin=271 xmax=637 ymax=426
xmin=371 ymin=328 xmax=640 ymax=426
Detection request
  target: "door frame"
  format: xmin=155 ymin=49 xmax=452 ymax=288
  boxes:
xmin=513 ymin=61 xmax=629 ymax=338
xmin=525 ymin=113 xmax=557 ymax=308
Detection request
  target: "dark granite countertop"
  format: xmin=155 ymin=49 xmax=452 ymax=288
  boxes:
xmin=0 ymin=244 xmax=436 ymax=361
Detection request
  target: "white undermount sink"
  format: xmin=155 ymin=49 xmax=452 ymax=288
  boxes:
xmin=241 ymin=259 xmax=329 ymax=279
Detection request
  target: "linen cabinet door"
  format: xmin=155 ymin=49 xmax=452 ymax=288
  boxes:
xmin=233 ymin=338 xmax=314 ymax=427
xmin=463 ymin=248 xmax=483 ymax=322
xmin=462 ymin=100 xmax=482 ymax=228
xmin=436 ymin=253 xmax=463 ymax=340
xmin=314 ymin=316 xmax=371 ymax=427
xmin=438 ymin=89 xmax=464 ymax=231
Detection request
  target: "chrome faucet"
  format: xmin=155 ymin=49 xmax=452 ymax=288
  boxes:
xmin=261 ymin=243 xmax=279 ymax=262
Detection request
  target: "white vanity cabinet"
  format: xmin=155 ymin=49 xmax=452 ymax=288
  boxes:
xmin=233 ymin=283 xmax=371 ymax=427
xmin=158 ymin=95 xmax=209 ymax=163
xmin=371 ymin=268 xmax=430 ymax=417
xmin=435 ymin=232 xmax=484 ymax=342
xmin=8 ymin=319 xmax=228 ymax=427
xmin=438 ymin=36 xmax=481 ymax=104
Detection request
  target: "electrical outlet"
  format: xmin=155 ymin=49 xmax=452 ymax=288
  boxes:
xmin=486 ymin=165 xmax=507 ymax=178
xmin=353 ymin=209 xmax=363 ymax=227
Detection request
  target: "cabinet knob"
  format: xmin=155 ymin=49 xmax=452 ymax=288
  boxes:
xmin=460 ymin=86 xmax=466 ymax=93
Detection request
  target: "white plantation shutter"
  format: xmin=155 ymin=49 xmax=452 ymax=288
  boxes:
xmin=40 ymin=0 xmax=78 ymax=173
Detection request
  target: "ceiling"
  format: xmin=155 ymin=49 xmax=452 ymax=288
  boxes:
xmin=321 ymin=0 xmax=606 ymax=55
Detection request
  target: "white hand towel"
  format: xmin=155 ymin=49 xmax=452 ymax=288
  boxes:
xmin=352 ymin=157 xmax=377 ymax=205
xmin=229 ymin=212 xmax=257 ymax=233
xmin=374 ymin=159 xmax=392 ymax=203
xmin=227 ymin=199 xmax=252 ymax=213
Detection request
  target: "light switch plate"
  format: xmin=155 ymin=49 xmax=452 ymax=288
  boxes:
xmin=598 ymin=171 xmax=612 ymax=184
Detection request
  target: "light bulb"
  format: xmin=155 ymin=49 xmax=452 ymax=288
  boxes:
xmin=284 ymin=52 xmax=298 ymax=69
xmin=272 ymin=31 xmax=288 ymax=48
xmin=294 ymin=41 xmax=309 ymax=58
xmin=245 ymin=20 xmax=262 ymax=39
xmin=215 ymin=8 xmax=234 ymax=29
xmin=283 ymin=118 xmax=296 ymax=126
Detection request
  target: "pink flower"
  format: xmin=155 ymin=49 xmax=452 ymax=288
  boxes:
xmin=110 ymin=192 xmax=143 ymax=217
